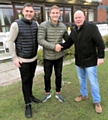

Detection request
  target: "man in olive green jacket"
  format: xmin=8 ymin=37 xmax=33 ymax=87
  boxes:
xmin=38 ymin=5 xmax=68 ymax=102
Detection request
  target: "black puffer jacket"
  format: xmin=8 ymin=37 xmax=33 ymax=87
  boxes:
xmin=15 ymin=17 xmax=38 ymax=59
xmin=61 ymin=21 xmax=105 ymax=67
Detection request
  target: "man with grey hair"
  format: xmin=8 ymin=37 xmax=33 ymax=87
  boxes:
xmin=59 ymin=10 xmax=105 ymax=113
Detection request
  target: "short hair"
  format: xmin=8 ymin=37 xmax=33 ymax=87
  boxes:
xmin=74 ymin=10 xmax=85 ymax=16
xmin=49 ymin=5 xmax=60 ymax=13
xmin=23 ymin=3 xmax=34 ymax=9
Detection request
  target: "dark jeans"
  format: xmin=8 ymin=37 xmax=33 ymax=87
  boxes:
xmin=19 ymin=60 xmax=37 ymax=104
xmin=44 ymin=57 xmax=63 ymax=92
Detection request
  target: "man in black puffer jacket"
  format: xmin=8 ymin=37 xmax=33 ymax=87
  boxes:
xmin=8 ymin=3 xmax=41 ymax=118
xmin=60 ymin=10 xmax=105 ymax=114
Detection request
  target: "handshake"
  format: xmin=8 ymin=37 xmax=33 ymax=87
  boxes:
xmin=55 ymin=44 xmax=63 ymax=52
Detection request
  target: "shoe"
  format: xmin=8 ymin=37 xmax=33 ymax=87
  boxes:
xmin=41 ymin=93 xmax=51 ymax=102
xmin=74 ymin=95 xmax=88 ymax=102
xmin=95 ymin=102 xmax=102 ymax=114
xmin=30 ymin=95 xmax=41 ymax=103
xmin=55 ymin=94 xmax=65 ymax=102
xmin=25 ymin=104 xmax=32 ymax=118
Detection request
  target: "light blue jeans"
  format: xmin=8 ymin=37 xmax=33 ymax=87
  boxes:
xmin=76 ymin=65 xmax=101 ymax=103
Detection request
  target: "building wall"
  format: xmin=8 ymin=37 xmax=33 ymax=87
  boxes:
xmin=97 ymin=0 xmax=108 ymax=22
xmin=102 ymin=0 xmax=108 ymax=4
xmin=98 ymin=9 xmax=106 ymax=22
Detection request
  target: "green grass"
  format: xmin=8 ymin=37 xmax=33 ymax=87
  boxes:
xmin=0 ymin=52 xmax=108 ymax=120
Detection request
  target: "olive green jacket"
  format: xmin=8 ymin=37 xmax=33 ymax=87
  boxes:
xmin=38 ymin=20 xmax=68 ymax=60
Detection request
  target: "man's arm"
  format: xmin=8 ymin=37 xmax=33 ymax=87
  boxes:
xmin=8 ymin=22 xmax=18 ymax=60
xmin=92 ymin=25 xmax=105 ymax=65
xmin=38 ymin=24 xmax=56 ymax=51
xmin=63 ymin=27 xmax=69 ymax=42
xmin=60 ymin=33 xmax=74 ymax=50
xmin=92 ymin=25 xmax=105 ymax=59
xmin=8 ymin=22 xmax=22 ymax=67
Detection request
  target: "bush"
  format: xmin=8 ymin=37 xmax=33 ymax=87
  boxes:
xmin=64 ymin=45 xmax=74 ymax=60
xmin=103 ymin=35 xmax=108 ymax=47
xmin=37 ymin=46 xmax=75 ymax=65
xmin=37 ymin=48 xmax=43 ymax=65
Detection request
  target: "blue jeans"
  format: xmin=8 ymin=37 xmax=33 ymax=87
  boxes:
xmin=76 ymin=65 xmax=101 ymax=103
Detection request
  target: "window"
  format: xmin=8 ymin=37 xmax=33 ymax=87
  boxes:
xmin=45 ymin=7 xmax=50 ymax=20
xmin=0 ymin=5 xmax=14 ymax=32
xmin=59 ymin=10 xmax=63 ymax=22
xmin=88 ymin=9 xmax=94 ymax=21
xmin=34 ymin=6 xmax=42 ymax=24
xmin=64 ymin=8 xmax=71 ymax=23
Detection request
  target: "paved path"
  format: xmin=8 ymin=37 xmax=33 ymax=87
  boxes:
xmin=0 ymin=59 xmax=74 ymax=86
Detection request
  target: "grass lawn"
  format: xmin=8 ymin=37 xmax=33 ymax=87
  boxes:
xmin=0 ymin=52 xmax=108 ymax=120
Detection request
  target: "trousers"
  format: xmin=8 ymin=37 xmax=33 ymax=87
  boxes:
xmin=44 ymin=57 xmax=63 ymax=92
xmin=76 ymin=65 xmax=101 ymax=103
xmin=19 ymin=60 xmax=37 ymax=104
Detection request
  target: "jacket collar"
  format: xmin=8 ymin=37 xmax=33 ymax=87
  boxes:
xmin=21 ymin=17 xmax=33 ymax=24
xmin=74 ymin=21 xmax=87 ymax=31
xmin=48 ymin=19 xmax=60 ymax=27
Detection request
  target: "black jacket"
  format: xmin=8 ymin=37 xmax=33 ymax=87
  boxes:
xmin=61 ymin=21 xmax=105 ymax=67
xmin=15 ymin=17 xmax=38 ymax=59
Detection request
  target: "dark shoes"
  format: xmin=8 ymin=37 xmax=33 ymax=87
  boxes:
xmin=25 ymin=96 xmax=41 ymax=118
xmin=55 ymin=94 xmax=65 ymax=102
xmin=41 ymin=92 xmax=65 ymax=102
xmin=30 ymin=95 xmax=41 ymax=103
xmin=25 ymin=104 xmax=32 ymax=118
xmin=41 ymin=93 xmax=52 ymax=102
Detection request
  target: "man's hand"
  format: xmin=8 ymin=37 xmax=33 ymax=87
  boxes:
xmin=55 ymin=44 xmax=63 ymax=52
xmin=13 ymin=58 xmax=22 ymax=67
xmin=97 ymin=58 xmax=104 ymax=66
